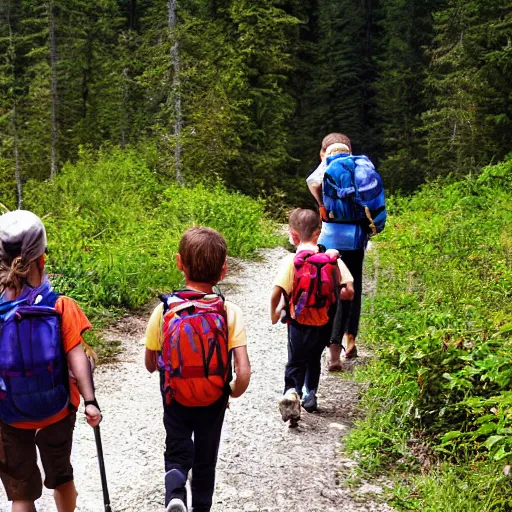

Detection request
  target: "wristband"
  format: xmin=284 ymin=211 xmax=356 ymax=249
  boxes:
xmin=84 ymin=399 xmax=100 ymax=411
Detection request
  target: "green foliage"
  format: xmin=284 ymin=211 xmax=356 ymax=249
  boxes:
xmin=18 ymin=147 xmax=278 ymax=321
xmin=346 ymin=156 xmax=512 ymax=505
xmin=422 ymin=0 xmax=512 ymax=181
xmin=1 ymin=0 xmax=511 ymax=205
xmin=392 ymin=462 xmax=512 ymax=511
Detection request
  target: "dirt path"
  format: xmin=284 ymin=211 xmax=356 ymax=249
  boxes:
xmin=1 ymin=247 xmax=393 ymax=512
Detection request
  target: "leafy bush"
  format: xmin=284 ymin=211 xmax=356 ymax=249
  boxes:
xmin=347 ymin=157 xmax=512 ymax=471
xmin=18 ymin=146 xmax=279 ymax=323
xmin=392 ymin=462 xmax=512 ymax=511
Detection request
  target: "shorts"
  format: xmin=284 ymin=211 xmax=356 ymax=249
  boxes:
xmin=0 ymin=412 xmax=76 ymax=501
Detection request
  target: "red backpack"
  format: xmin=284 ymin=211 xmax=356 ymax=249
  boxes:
xmin=289 ymin=250 xmax=341 ymax=326
xmin=160 ymin=290 xmax=231 ymax=407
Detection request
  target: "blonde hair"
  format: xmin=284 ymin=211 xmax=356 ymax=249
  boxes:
xmin=0 ymin=256 xmax=31 ymax=295
xmin=325 ymin=143 xmax=351 ymax=157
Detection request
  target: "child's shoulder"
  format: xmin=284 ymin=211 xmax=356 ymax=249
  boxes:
xmin=223 ymin=299 xmax=242 ymax=317
xmin=54 ymin=295 xmax=85 ymax=314
xmin=278 ymin=251 xmax=296 ymax=266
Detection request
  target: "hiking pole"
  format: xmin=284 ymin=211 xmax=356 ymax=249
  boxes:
xmin=94 ymin=426 xmax=112 ymax=512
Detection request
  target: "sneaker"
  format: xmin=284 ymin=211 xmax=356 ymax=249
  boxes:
xmin=279 ymin=389 xmax=301 ymax=423
xmin=302 ymin=390 xmax=318 ymax=413
xmin=166 ymin=498 xmax=187 ymax=512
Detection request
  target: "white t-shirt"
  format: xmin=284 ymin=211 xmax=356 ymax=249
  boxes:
xmin=305 ymin=161 xmax=326 ymax=187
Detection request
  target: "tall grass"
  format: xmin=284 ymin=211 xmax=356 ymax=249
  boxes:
xmin=346 ymin=157 xmax=512 ymax=508
xmin=19 ymin=147 xmax=279 ymax=322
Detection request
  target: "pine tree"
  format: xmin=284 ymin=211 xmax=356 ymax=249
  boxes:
xmin=374 ymin=0 xmax=439 ymax=192
xmin=421 ymin=0 xmax=512 ymax=180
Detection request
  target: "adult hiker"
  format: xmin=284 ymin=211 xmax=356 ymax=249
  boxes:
xmin=306 ymin=133 xmax=386 ymax=370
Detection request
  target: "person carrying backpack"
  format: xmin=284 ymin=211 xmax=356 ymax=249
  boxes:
xmin=0 ymin=210 xmax=101 ymax=512
xmin=144 ymin=226 xmax=251 ymax=512
xmin=270 ymin=209 xmax=354 ymax=426
xmin=307 ymin=133 xmax=387 ymax=370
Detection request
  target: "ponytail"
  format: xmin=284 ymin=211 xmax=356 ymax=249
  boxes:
xmin=0 ymin=255 xmax=31 ymax=295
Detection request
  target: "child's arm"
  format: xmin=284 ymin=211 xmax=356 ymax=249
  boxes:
xmin=144 ymin=304 xmax=163 ymax=373
xmin=307 ymin=181 xmax=323 ymax=206
xmin=270 ymin=285 xmax=285 ymax=324
xmin=145 ymin=348 xmax=158 ymax=373
xmin=338 ymin=259 xmax=355 ymax=301
xmin=230 ymin=345 xmax=251 ymax=398
xmin=67 ymin=345 xmax=102 ymax=427
xmin=340 ymin=282 xmax=354 ymax=301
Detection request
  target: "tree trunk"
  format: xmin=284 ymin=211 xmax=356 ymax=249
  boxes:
xmin=168 ymin=0 xmax=184 ymax=185
xmin=47 ymin=0 xmax=58 ymax=179
xmin=121 ymin=67 xmax=129 ymax=148
xmin=13 ymin=103 xmax=22 ymax=209
xmin=6 ymin=0 xmax=22 ymax=208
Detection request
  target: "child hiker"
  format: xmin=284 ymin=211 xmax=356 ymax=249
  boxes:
xmin=0 ymin=210 xmax=101 ymax=512
xmin=144 ymin=226 xmax=251 ymax=512
xmin=270 ymin=209 xmax=354 ymax=426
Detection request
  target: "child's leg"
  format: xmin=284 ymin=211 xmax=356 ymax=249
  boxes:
xmin=53 ymin=481 xmax=77 ymax=512
xmin=305 ymin=324 xmax=330 ymax=394
xmin=35 ymin=412 xmax=76 ymax=512
xmin=0 ymin=422 xmax=41 ymax=507
xmin=338 ymin=249 xmax=365 ymax=349
xmin=190 ymin=396 xmax=228 ymax=512
xmin=163 ymin=401 xmax=194 ymax=507
xmin=284 ymin=323 xmax=308 ymax=396
xmin=12 ymin=502 xmax=36 ymax=512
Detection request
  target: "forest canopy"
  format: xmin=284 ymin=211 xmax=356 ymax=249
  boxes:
xmin=1 ymin=0 xmax=511 ymax=208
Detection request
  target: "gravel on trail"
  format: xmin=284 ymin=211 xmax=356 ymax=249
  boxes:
xmin=1 ymin=246 xmax=393 ymax=512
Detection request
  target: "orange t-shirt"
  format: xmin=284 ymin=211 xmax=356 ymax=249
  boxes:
xmin=11 ymin=296 xmax=92 ymax=430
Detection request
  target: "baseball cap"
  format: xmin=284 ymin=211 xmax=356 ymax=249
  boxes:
xmin=0 ymin=210 xmax=47 ymax=263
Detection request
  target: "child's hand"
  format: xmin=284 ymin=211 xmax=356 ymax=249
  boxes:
xmin=271 ymin=307 xmax=283 ymax=325
xmin=85 ymin=404 xmax=102 ymax=428
xmin=340 ymin=283 xmax=355 ymax=301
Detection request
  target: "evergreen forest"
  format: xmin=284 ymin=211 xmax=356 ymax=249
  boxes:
xmin=1 ymin=0 xmax=511 ymax=206
xmin=1 ymin=0 xmax=512 ymax=509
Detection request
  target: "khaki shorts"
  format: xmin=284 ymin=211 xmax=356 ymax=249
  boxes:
xmin=0 ymin=413 xmax=76 ymax=501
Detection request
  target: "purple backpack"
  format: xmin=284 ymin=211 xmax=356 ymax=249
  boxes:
xmin=0 ymin=280 xmax=69 ymax=424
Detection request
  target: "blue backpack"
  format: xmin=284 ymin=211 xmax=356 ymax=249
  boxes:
xmin=0 ymin=280 xmax=69 ymax=424
xmin=323 ymin=154 xmax=387 ymax=236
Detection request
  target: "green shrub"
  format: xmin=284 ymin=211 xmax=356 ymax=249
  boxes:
xmin=20 ymin=146 xmax=279 ymax=323
xmin=346 ymin=157 xmax=512 ymax=478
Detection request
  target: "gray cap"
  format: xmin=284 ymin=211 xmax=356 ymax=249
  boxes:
xmin=0 ymin=210 xmax=47 ymax=263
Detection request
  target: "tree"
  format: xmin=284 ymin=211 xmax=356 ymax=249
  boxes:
xmin=374 ymin=0 xmax=439 ymax=192
xmin=421 ymin=0 xmax=512 ymax=180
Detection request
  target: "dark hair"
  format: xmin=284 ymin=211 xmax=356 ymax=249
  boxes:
xmin=289 ymin=209 xmax=321 ymax=241
xmin=321 ymin=133 xmax=352 ymax=152
xmin=178 ymin=227 xmax=227 ymax=284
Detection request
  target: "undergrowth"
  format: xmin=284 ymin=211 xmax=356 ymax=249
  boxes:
xmin=8 ymin=147 xmax=280 ymax=354
xmin=346 ymin=156 xmax=512 ymax=509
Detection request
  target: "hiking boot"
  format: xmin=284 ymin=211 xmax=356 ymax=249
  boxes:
xmin=166 ymin=498 xmax=187 ymax=512
xmin=302 ymin=390 xmax=318 ymax=413
xmin=279 ymin=389 xmax=301 ymax=423
xmin=327 ymin=344 xmax=342 ymax=371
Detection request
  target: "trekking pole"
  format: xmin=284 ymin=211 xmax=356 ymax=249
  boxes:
xmin=94 ymin=426 xmax=112 ymax=512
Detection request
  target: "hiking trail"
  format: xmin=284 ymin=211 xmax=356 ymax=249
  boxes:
xmin=1 ymin=247 xmax=393 ymax=512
